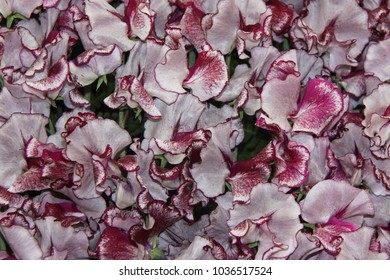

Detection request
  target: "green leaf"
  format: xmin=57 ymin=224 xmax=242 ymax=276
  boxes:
xmin=149 ymin=235 xmax=165 ymax=260
xmin=152 ymin=236 xmax=158 ymax=249
xmin=228 ymin=100 xmax=236 ymax=107
xmin=236 ymin=114 xmax=271 ymax=161
xmin=282 ymin=38 xmax=291 ymax=51
xmin=149 ymin=248 xmax=166 ymax=260
xmin=231 ymin=147 xmax=238 ymax=161
xmin=118 ymin=109 xmax=129 ymax=157
xmin=357 ymin=183 xmax=373 ymax=194
xmin=225 ymin=53 xmax=231 ymax=70
xmin=188 ymin=49 xmax=197 ymax=67
xmin=118 ymin=109 xmax=127 ymax=129
xmin=225 ymin=48 xmax=239 ymax=77
xmin=248 ymin=241 xmax=259 ymax=248
xmin=134 ymin=107 xmax=142 ymax=122
xmin=239 ymin=109 xmax=244 ymax=120
xmin=84 ymin=85 xmax=92 ymax=102
xmin=225 ymin=182 xmax=232 ymax=191
xmin=303 ymin=223 xmax=317 ymax=233
xmin=6 ymin=13 xmax=28 ymax=28
xmin=96 ymin=75 xmax=108 ymax=90
xmin=0 ymin=232 xmax=7 ymax=251
xmin=294 ymin=187 xmax=307 ymax=202
xmin=48 ymin=118 xmax=56 ymax=135
xmin=50 ymin=100 xmax=58 ymax=108
xmin=144 ymin=214 xmax=150 ymax=229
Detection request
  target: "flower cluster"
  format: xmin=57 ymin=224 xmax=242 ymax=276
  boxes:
xmin=1 ymin=0 xmax=390 ymax=260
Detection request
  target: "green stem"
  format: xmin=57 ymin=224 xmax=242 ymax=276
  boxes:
xmin=226 ymin=54 xmax=233 ymax=77
xmin=48 ymin=119 xmax=56 ymax=135
xmin=134 ymin=107 xmax=142 ymax=122
xmin=118 ymin=109 xmax=129 ymax=157
xmin=154 ymin=155 xmax=167 ymax=168
xmin=0 ymin=232 xmax=7 ymax=251
xmin=282 ymin=38 xmax=290 ymax=51
xmin=152 ymin=236 xmax=158 ymax=249
xmin=225 ymin=182 xmax=232 ymax=191
xmin=6 ymin=13 xmax=27 ymax=28
xmin=84 ymin=85 xmax=92 ymax=103
xmin=248 ymin=241 xmax=259 ymax=248
xmin=231 ymin=147 xmax=238 ymax=162
xmin=145 ymin=214 xmax=150 ymax=229
xmin=118 ymin=109 xmax=126 ymax=129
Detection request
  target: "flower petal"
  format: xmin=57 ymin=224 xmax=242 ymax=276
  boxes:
xmin=0 ymin=224 xmax=42 ymax=259
xmin=179 ymin=4 xmax=208 ymax=52
xmin=85 ymin=0 xmax=134 ymax=51
xmin=96 ymin=227 xmax=143 ymax=260
xmin=0 ymin=87 xmax=31 ymax=123
xmin=228 ymin=143 xmax=274 ymax=203
xmin=101 ymin=206 xmax=142 ymax=232
xmin=292 ymin=78 xmax=344 ymax=136
xmin=143 ymin=93 xmax=206 ymax=162
xmin=291 ymin=0 xmax=370 ymax=71
xmin=0 ymin=0 xmax=43 ymax=18
xmin=337 ymin=227 xmax=388 ymax=260
xmin=35 ymin=216 xmax=89 ymax=260
xmin=25 ymin=56 xmax=69 ymax=94
xmin=259 ymin=52 xmax=300 ymax=131
xmin=125 ymin=0 xmax=155 ymax=40
xmin=154 ymin=41 xmax=189 ymax=94
xmin=365 ymin=38 xmax=390 ymax=81
xmin=301 ymin=180 xmax=374 ymax=225
xmin=106 ymin=75 xmax=161 ymax=119
xmin=205 ymin=0 xmax=240 ymax=54
xmin=273 ymin=137 xmax=310 ymax=189
xmin=228 ymin=183 xmax=302 ymax=259
xmin=190 ymin=123 xmax=233 ymax=198
xmin=0 ymin=113 xmax=48 ymax=188
xmin=69 ymin=45 xmax=122 ymax=86
xmin=292 ymin=134 xmax=333 ymax=186
xmin=129 ymin=201 xmax=181 ymax=245
xmin=143 ymin=39 xmax=187 ymax=104
xmin=184 ymin=50 xmax=228 ymax=102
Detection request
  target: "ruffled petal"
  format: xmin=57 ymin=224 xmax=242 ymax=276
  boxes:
xmin=184 ymin=50 xmax=228 ymax=101
xmin=228 ymin=183 xmax=302 ymax=259
xmin=205 ymin=0 xmax=240 ymax=54
xmin=301 ymin=180 xmax=374 ymax=225
xmin=85 ymin=0 xmax=134 ymax=51
xmin=105 ymin=75 xmax=161 ymax=119
xmin=0 ymin=113 xmax=48 ymax=188
xmin=69 ymin=45 xmax=122 ymax=86
xmin=273 ymin=137 xmax=310 ymax=189
xmin=365 ymin=38 xmax=390 ymax=81
xmin=0 ymin=0 xmax=43 ymax=18
xmin=124 ymin=0 xmax=155 ymax=40
xmin=25 ymin=56 xmax=69 ymax=95
xmin=96 ymin=227 xmax=143 ymax=260
xmin=337 ymin=227 xmax=388 ymax=260
xmin=292 ymin=78 xmax=344 ymax=136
